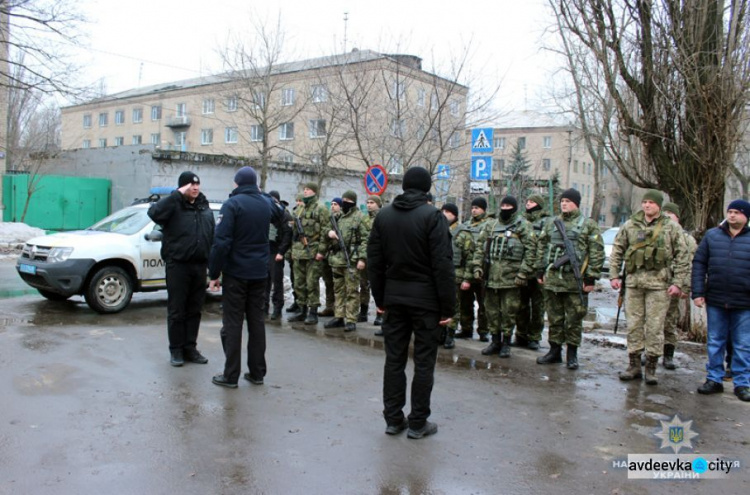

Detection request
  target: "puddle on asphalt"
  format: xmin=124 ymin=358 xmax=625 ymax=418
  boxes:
xmin=13 ymin=363 xmax=80 ymax=395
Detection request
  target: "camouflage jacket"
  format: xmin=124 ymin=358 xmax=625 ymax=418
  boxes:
xmin=291 ymin=196 xmax=330 ymax=260
xmin=525 ymin=208 xmax=552 ymax=271
xmin=363 ymin=209 xmax=379 ymax=230
xmin=608 ymin=210 xmax=690 ymax=291
xmin=472 ymin=212 xmax=536 ymax=289
xmin=449 ymin=220 xmax=475 ymax=283
xmin=536 ymin=209 xmax=604 ymax=293
xmin=463 ymin=212 xmax=493 ymax=245
xmin=324 ymin=208 xmax=369 ymax=268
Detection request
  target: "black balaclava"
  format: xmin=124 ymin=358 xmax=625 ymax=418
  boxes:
xmin=499 ymin=196 xmax=518 ymax=221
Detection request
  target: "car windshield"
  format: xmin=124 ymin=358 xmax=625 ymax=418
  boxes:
xmin=88 ymin=207 xmax=152 ymax=235
xmin=602 ymin=228 xmax=619 ymax=244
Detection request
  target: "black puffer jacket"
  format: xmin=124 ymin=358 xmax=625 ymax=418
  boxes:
xmin=692 ymin=221 xmax=750 ymax=309
xmin=367 ymin=189 xmax=456 ymax=317
xmin=147 ymin=190 xmax=214 ymax=263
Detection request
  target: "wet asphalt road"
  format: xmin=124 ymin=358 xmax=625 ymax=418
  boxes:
xmin=0 ymin=284 xmax=749 ymax=493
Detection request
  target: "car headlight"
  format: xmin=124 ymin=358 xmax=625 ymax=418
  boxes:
xmin=47 ymin=247 xmax=74 ymax=263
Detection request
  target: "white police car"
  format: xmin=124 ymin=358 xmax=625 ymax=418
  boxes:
xmin=16 ymin=191 xmax=221 ymax=313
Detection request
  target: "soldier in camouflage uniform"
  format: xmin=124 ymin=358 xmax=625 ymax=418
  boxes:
xmin=536 ymin=189 xmax=604 ymax=370
xmin=286 ymin=195 xmax=304 ymax=314
xmin=361 ymin=195 xmax=382 ymax=328
xmin=471 ymin=196 xmax=536 ymax=358
xmin=318 ymin=199 xmax=339 ymax=318
xmin=441 ymin=203 xmax=474 ymax=349
xmin=288 ymin=183 xmax=330 ymax=325
xmin=322 ymin=191 xmax=370 ymax=332
xmin=515 ymin=194 xmax=551 ymax=350
xmin=455 ymin=197 xmax=492 ymax=341
xmin=610 ymin=190 xmax=691 ymax=385
xmin=660 ymin=202 xmax=697 ymax=370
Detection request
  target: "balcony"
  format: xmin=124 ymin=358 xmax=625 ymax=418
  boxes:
xmin=166 ymin=115 xmax=191 ymax=128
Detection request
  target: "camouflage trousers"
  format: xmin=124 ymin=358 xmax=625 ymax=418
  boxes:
xmin=292 ymin=258 xmax=322 ymax=308
xmin=321 ymin=259 xmax=335 ymax=310
xmin=460 ymin=281 xmax=488 ymax=335
xmin=359 ymin=269 xmax=371 ymax=306
xmin=544 ymin=290 xmax=588 ymax=347
xmin=515 ymin=279 xmax=545 ymax=342
xmin=447 ymin=283 xmax=462 ymax=331
xmin=625 ymin=287 xmax=671 ymax=356
xmin=332 ymin=266 xmax=362 ymax=323
xmin=484 ymin=288 xmax=521 ymax=338
xmin=663 ymin=296 xmax=684 ymax=346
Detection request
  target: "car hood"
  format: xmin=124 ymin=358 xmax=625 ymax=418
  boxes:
xmin=25 ymin=230 xmax=130 ymax=248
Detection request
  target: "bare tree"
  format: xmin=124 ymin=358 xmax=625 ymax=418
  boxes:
xmin=552 ymin=0 xmax=750 ymax=236
xmin=728 ymin=108 xmax=750 ymax=199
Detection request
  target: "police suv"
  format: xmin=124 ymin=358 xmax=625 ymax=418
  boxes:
xmin=16 ymin=191 xmax=222 ymax=314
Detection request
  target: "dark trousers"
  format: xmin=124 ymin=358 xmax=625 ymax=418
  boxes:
xmin=265 ymin=244 xmax=284 ymax=311
xmin=220 ymin=275 xmax=267 ymax=383
xmin=382 ymin=305 xmax=441 ymax=429
xmin=166 ymin=261 xmax=207 ymax=352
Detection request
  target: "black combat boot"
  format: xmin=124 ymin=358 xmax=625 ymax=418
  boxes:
xmin=566 ymin=344 xmax=579 ymax=370
xmin=373 ymin=314 xmax=384 ymax=326
xmin=344 ymin=322 xmax=357 ymax=332
xmin=645 ymin=355 xmax=659 ymax=385
xmin=288 ymin=305 xmax=308 ymax=322
xmin=454 ymin=327 xmax=474 ymax=339
xmin=324 ymin=317 xmax=345 ymax=329
xmin=527 ymin=340 xmax=540 ymax=350
xmin=304 ymin=307 xmax=319 ymax=325
xmin=663 ymin=344 xmax=677 ymax=370
xmin=478 ymin=332 xmax=489 ymax=342
xmin=481 ymin=333 xmax=503 ymax=355
xmin=286 ymin=302 xmax=300 ymax=313
xmin=443 ymin=328 xmax=455 ymax=349
xmin=270 ymin=306 xmax=282 ymax=321
xmin=170 ymin=349 xmax=184 ymax=367
xmin=619 ymin=352 xmax=643 ymax=381
xmin=498 ymin=334 xmax=511 ymax=358
xmin=357 ymin=304 xmax=368 ymax=323
xmin=536 ymin=343 xmax=563 ymax=364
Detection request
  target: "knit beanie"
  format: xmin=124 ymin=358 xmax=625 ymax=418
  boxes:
xmin=268 ymin=190 xmax=281 ymax=202
xmin=642 ymin=189 xmax=664 ymax=208
xmin=234 ymin=166 xmax=257 ymax=187
xmin=527 ymin=194 xmax=546 ymax=209
xmin=441 ymin=203 xmax=459 ymax=217
xmin=304 ymin=182 xmax=319 ymax=195
xmin=402 ymin=167 xmax=432 ymax=192
xmin=178 ymin=171 xmax=200 ymax=187
xmin=342 ymin=190 xmax=357 ymax=203
xmin=367 ymin=195 xmax=382 ymax=207
xmin=727 ymin=199 xmax=750 ymax=220
xmin=560 ymin=188 xmax=581 ymax=208
xmin=471 ymin=197 xmax=488 ymax=211
xmin=500 ymin=196 xmax=518 ymax=212
xmin=331 ymin=197 xmax=343 ymax=207
xmin=662 ymin=202 xmax=680 ymax=217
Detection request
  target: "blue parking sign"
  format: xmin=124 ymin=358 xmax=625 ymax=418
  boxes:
xmin=471 ymin=156 xmax=493 ymax=180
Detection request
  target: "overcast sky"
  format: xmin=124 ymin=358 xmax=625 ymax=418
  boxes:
xmin=75 ymin=0 xmax=557 ymax=111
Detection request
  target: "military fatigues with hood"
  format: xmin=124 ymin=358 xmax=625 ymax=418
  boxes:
xmin=290 ymin=195 xmax=330 ymax=312
xmin=516 ymin=206 xmax=551 ymax=344
xmin=458 ymin=212 xmax=492 ymax=338
xmin=536 ymin=209 xmax=604 ymax=347
xmin=472 ymin=211 xmax=536 ymax=343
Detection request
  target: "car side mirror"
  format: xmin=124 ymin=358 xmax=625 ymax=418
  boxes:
xmin=145 ymin=230 xmax=163 ymax=242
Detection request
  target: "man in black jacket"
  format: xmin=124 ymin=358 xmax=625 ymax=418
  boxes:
xmin=367 ymin=166 xmax=456 ymax=439
xmin=265 ymin=191 xmax=293 ymax=320
xmin=208 ymin=167 xmax=284 ymax=388
xmin=148 ymin=171 xmax=215 ymax=367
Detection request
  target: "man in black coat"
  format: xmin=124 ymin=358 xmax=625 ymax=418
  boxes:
xmin=208 ymin=167 xmax=284 ymax=388
xmin=148 ymin=171 xmax=215 ymax=367
xmin=367 ymin=167 xmax=456 ymax=439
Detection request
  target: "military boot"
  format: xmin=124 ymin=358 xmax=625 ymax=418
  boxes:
xmin=443 ymin=328 xmax=455 ymax=349
xmin=536 ymin=343 xmax=563 ymax=364
xmin=304 ymin=307 xmax=319 ymax=325
xmin=454 ymin=327 xmax=474 ymax=339
xmin=357 ymin=304 xmax=368 ymax=323
xmin=287 ymin=305 xmax=308 ymax=322
xmin=645 ymin=355 xmax=659 ymax=385
xmin=373 ymin=313 xmax=384 ymax=326
xmin=619 ymin=352 xmax=643 ymax=381
xmin=498 ymin=334 xmax=511 ymax=358
xmin=566 ymin=345 xmax=579 ymax=370
xmin=663 ymin=344 xmax=677 ymax=370
xmin=270 ymin=306 xmax=282 ymax=321
xmin=286 ymin=302 xmax=300 ymax=313
xmin=481 ymin=333 xmax=503 ymax=355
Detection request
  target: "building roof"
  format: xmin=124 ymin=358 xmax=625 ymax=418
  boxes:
xmin=488 ymin=110 xmax=575 ymax=130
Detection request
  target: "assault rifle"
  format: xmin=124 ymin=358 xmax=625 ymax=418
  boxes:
xmin=330 ymin=213 xmax=355 ymax=280
xmin=614 ymin=270 xmax=626 ymax=334
xmin=294 ymin=215 xmax=312 ymax=258
xmin=552 ymin=218 xmax=585 ymax=305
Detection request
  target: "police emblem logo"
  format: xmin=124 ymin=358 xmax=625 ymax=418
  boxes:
xmin=655 ymin=415 xmax=698 ymax=454
xmin=669 ymin=426 xmax=684 ymax=444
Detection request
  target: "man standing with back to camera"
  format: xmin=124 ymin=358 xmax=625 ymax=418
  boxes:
xmin=368 ymin=167 xmax=455 ymax=439
xmin=148 ymin=171 xmax=214 ymax=367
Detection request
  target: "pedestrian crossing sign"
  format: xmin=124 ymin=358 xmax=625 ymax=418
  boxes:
xmin=471 ymin=128 xmax=493 ymax=153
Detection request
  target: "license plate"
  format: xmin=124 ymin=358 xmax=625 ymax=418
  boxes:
xmin=18 ymin=263 xmax=37 ymax=275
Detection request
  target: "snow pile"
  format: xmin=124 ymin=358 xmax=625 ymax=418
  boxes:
xmin=0 ymin=222 xmax=45 ymax=246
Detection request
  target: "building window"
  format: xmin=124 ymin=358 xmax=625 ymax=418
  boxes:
xmin=309 ymin=119 xmax=326 ymax=138
xmin=115 ymin=110 xmax=124 ymax=125
xmin=282 ymin=88 xmax=295 ymax=106
xmin=151 ymin=105 xmax=162 ymax=121
xmin=390 ymin=79 xmax=405 ymax=100
xmin=132 ymin=135 xmax=142 ymax=145
xmin=175 ymin=131 xmax=186 ymax=148
xmin=98 ymin=112 xmax=108 ymax=127
xmin=82 ymin=139 xmax=91 ymax=149
xmin=598 ymin=214 xmax=607 ymax=224
xmin=431 ymin=93 xmax=439 ymax=111
xmin=225 ymin=127 xmax=238 ymax=144
xmin=450 ymin=100 xmax=460 ymax=116
xmin=252 ymin=91 xmax=266 ymax=109
xmin=132 ymin=108 xmax=143 ymax=123
xmin=543 ymin=136 xmax=552 ymax=148
xmin=498 ymin=159 xmax=505 ymax=171
xmin=388 ymin=156 xmax=404 ymax=175
xmin=226 ymin=96 xmax=238 ymax=112
xmin=417 ymin=88 xmax=426 ymax=107
xmin=572 ymin=182 xmax=579 ymax=190
xmin=588 ymin=163 xmax=593 ymax=175
xmin=202 ymin=98 xmax=215 ymax=114
xmin=543 ymin=158 xmax=551 ymax=171
xmin=390 ymin=119 xmax=405 ymax=138
xmin=176 ymin=103 xmax=186 ymax=117
xmin=114 ymin=137 xmax=124 ymax=146
xmin=151 ymin=133 xmax=161 ymax=145
xmin=311 ymin=84 xmax=328 ymax=103
xmin=449 ymin=132 xmax=461 ymax=148
xmin=495 ymin=137 xmax=506 ymax=149
xmin=201 ymin=129 xmax=213 ymax=145
xmin=250 ymin=124 xmax=264 ymax=142
xmin=574 ymin=160 xmax=579 ymax=173
xmin=98 ymin=138 xmax=107 ymax=147
xmin=279 ymin=122 xmax=294 ymax=140
xmin=279 ymin=152 xmax=294 ymax=164
xmin=517 ymin=136 xmax=526 ymax=149
xmin=83 ymin=114 xmax=92 ymax=128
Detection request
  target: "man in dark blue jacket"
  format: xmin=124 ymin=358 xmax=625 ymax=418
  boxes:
xmin=148 ymin=171 xmax=215 ymax=367
xmin=367 ymin=166 xmax=456 ymax=439
xmin=208 ymin=167 xmax=284 ymax=388
xmin=692 ymin=199 xmax=750 ymax=402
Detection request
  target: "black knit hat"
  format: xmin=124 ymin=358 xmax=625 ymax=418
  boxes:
xmin=441 ymin=203 xmax=459 ymax=217
xmin=402 ymin=167 xmax=432 ymax=192
xmin=471 ymin=197 xmax=488 ymax=211
xmin=268 ymin=190 xmax=281 ymax=202
xmin=178 ymin=171 xmax=200 ymax=187
xmin=560 ymin=188 xmax=581 ymax=208
xmin=234 ymin=166 xmax=257 ymax=187
xmin=728 ymin=199 xmax=750 ymax=220
xmin=500 ymin=196 xmax=518 ymax=211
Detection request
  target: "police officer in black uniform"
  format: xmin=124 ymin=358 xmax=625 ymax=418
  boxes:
xmin=265 ymin=191 xmax=292 ymax=320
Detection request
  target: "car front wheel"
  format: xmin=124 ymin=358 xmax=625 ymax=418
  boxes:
xmin=85 ymin=266 xmax=134 ymax=314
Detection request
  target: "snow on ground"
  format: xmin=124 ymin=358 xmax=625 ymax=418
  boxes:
xmin=0 ymin=222 xmax=45 ymax=259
